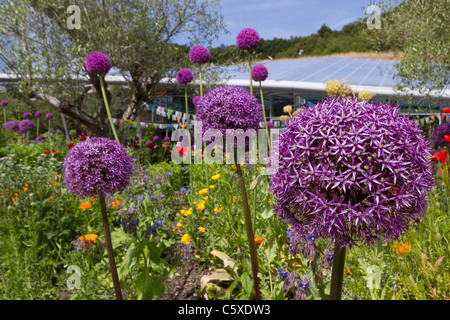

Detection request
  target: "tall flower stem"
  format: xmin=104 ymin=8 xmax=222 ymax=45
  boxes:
xmin=247 ymin=52 xmax=253 ymax=95
xmin=234 ymin=149 xmax=261 ymax=300
xmin=184 ymin=84 xmax=192 ymax=191
xmin=3 ymin=109 xmax=5 ymax=125
xmin=99 ymin=195 xmax=123 ymax=300
xmin=199 ymin=64 xmax=203 ymax=98
xmin=259 ymin=82 xmax=271 ymax=152
xmin=329 ymin=245 xmax=346 ymax=300
xmin=99 ymin=75 xmax=120 ymax=143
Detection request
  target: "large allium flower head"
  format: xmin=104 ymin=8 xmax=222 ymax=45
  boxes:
xmin=176 ymin=68 xmax=194 ymax=84
xmin=85 ymin=52 xmax=112 ymax=75
xmin=236 ymin=28 xmax=260 ymax=51
xmin=46 ymin=113 xmax=53 ymax=119
xmin=270 ymin=97 xmax=434 ymax=248
xmin=23 ymin=112 xmax=31 ymax=118
xmin=195 ymin=86 xmax=263 ymax=138
xmin=433 ymin=122 xmax=450 ymax=147
xmin=18 ymin=119 xmax=35 ymax=133
xmin=34 ymin=111 xmax=42 ymax=117
xmin=0 ymin=100 xmax=7 ymax=107
xmin=252 ymin=65 xmax=269 ymax=82
xmin=4 ymin=120 xmax=19 ymax=132
xmin=63 ymin=137 xmax=132 ymax=198
xmin=189 ymin=46 xmax=210 ymax=64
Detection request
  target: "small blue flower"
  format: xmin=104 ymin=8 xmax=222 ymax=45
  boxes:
xmin=158 ymin=194 xmax=165 ymax=199
xmin=136 ymin=194 xmax=145 ymax=202
xmin=128 ymin=206 xmax=136 ymax=213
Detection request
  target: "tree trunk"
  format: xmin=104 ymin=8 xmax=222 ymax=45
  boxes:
xmin=122 ymin=90 xmax=143 ymax=121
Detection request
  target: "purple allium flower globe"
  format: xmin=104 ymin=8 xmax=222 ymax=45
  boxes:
xmin=252 ymin=65 xmax=269 ymax=82
xmin=23 ymin=112 xmax=31 ymax=119
xmin=18 ymin=119 xmax=35 ymax=133
xmin=195 ymin=86 xmax=263 ymax=138
xmin=189 ymin=46 xmax=210 ymax=64
xmin=0 ymin=100 xmax=7 ymax=107
xmin=63 ymin=137 xmax=132 ymax=199
xmin=432 ymin=122 xmax=450 ymax=147
xmin=85 ymin=52 xmax=112 ymax=75
xmin=163 ymin=136 xmax=170 ymax=142
xmin=270 ymin=97 xmax=434 ymax=248
xmin=4 ymin=120 xmax=19 ymax=132
xmin=176 ymin=68 xmax=194 ymax=85
xmin=35 ymin=111 xmax=42 ymax=117
xmin=46 ymin=113 xmax=53 ymax=119
xmin=236 ymin=28 xmax=260 ymax=51
xmin=153 ymin=136 xmax=159 ymax=141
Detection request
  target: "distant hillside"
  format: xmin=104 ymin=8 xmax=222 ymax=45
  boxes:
xmin=209 ymin=20 xmax=398 ymax=65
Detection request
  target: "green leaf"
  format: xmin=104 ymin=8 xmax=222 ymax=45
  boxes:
xmin=134 ymin=267 xmax=165 ymax=300
xmin=260 ymin=208 xmax=274 ymax=219
xmin=118 ymin=243 xmax=142 ymax=280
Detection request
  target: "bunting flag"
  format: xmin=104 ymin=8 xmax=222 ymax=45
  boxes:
xmin=175 ymin=111 xmax=182 ymax=118
xmin=167 ymin=109 xmax=175 ymax=119
xmin=420 ymin=118 xmax=425 ymax=126
xmin=153 ymin=123 xmax=158 ymax=129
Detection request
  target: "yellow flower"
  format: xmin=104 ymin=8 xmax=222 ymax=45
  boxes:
xmin=232 ymin=165 xmax=237 ymax=170
xmin=198 ymin=227 xmax=205 ymax=233
xmin=181 ymin=234 xmax=192 ymax=244
xmin=203 ymin=196 xmax=209 ymax=201
xmin=211 ymin=174 xmax=220 ymax=181
xmin=181 ymin=208 xmax=192 ymax=217
xmin=358 ymin=89 xmax=376 ymax=101
xmin=199 ymin=188 xmax=208 ymax=195
xmin=176 ymin=222 xmax=184 ymax=228
xmin=209 ymin=185 xmax=214 ymax=190
xmin=80 ymin=202 xmax=92 ymax=210
xmin=197 ymin=201 xmax=206 ymax=211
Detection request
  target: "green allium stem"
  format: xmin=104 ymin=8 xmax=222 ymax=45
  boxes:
xmin=99 ymin=195 xmax=123 ymax=300
xmin=184 ymin=83 xmax=192 ymax=191
xmin=199 ymin=64 xmax=203 ymax=98
xmin=330 ymin=245 xmax=346 ymax=300
xmin=259 ymin=83 xmax=271 ymax=152
xmin=99 ymin=75 xmax=120 ymax=143
xmin=36 ymin=118 xmax=39 ymax=138
xmin=234 ymin=149 xmax=261 ymax=300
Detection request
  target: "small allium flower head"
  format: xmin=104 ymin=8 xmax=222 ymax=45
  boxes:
xmin=23 ymin=112 xmax=31 ymax=118
xmin=270 ymin=97 xmax=434 ymax=248
xmin=163 ymin=136 xmax=170 ymax=142
xmin=46 ymin=113 xmax=53 ymax=119
xmin=34 ymin=111 xmax=42 ymax=117
xmin=153 ymin=136 xmax=159 ymax=141
xmin=195 ymin=86 xmax=263 ymax=137
xmin=193 ymin=96 xmax=201 ymax=106
xmin=433 ymin=122 xmax=450 ymax=147
xmin=236 ymin=28 xmax=260 ymax=51
xmin=325 ymin=79 xmax=342 ymax=97
xmin=4 ymin=120 xmax=19 ymax=132
xmin=266 ymin=121 xmax=273 ymax=128
xmin=18 ymin=119 xmax=35 ymax=133
xmin=189 ymin=46 xmax=210 ymax=64
xmin=252 ymin=65 xmax=269 ymax=82
xmin=176 ymin=68 xmax=194 ymax=84
xmin=63 ymin=137 xmax=132 ymax=198
xmin=358 ymin=90 xmax=375 ymax=101
xmin=85 ymin=52 xmax=112 ymax=75
xmin=0 ymin=100 xmax=8 ymax=106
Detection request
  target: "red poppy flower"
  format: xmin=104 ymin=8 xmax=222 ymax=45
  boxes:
xmin=80 ymin=135 xmax=86 ymax=141
xmin=443 ymin=108 xmax=450 ymax=114
xmin=44 ymin=150 xmax=51 ymax=155
xmin=68 ymin=142 xmax=74 ymax=149
xmin=431 ymin=150 xmax=447 ymax=165
xmin=148 ymin=142 xmax=156 ymax=149
xmin=444 ymin=135 xmax=450 ymax=142
xmin=52 ymin=149 xmax=57 ymax=154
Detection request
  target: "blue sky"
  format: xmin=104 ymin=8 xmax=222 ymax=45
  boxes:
xmin=210 ymin=0 xmax=373 ymax=47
